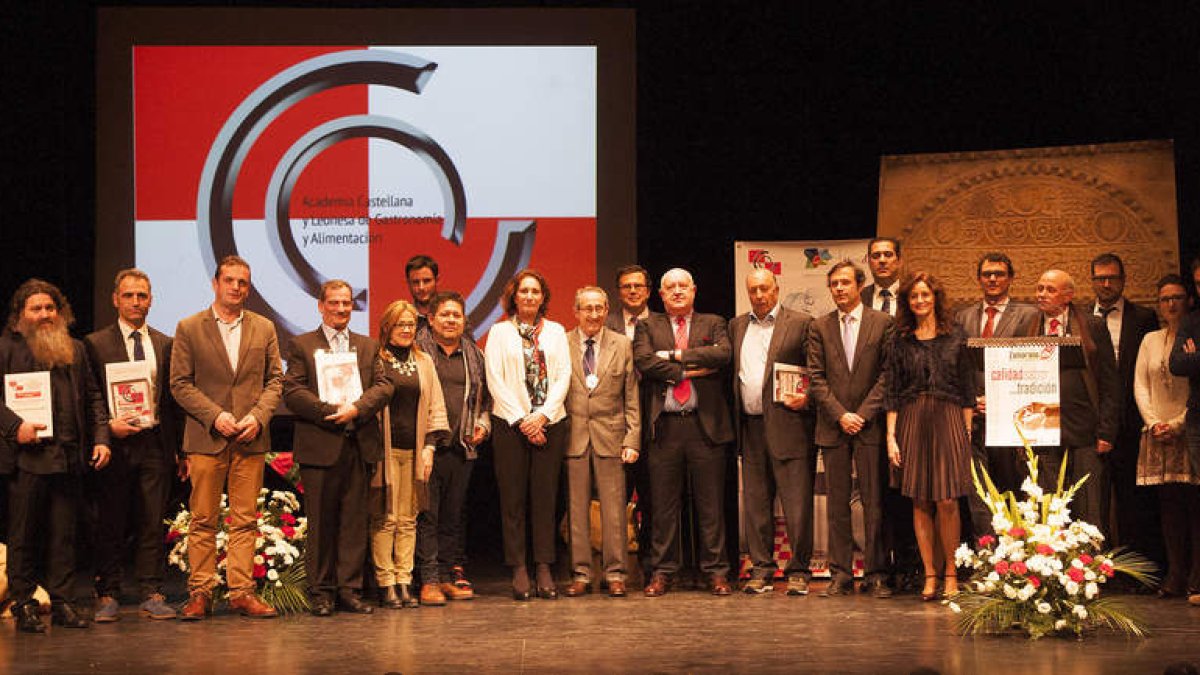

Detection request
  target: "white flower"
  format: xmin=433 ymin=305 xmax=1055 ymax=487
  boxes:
xmin=1065 ymin=580 xmax=1080 ymax=595
xmin=1085 ymin=582 xmax=1099 ymax=599
xmin=948 ymin=602 xmax=961 ymax=613
xmin=1073 ymin=604 xmax=1087 ymax=619
xmin=275 ymin=580 xmax=283 ymax=587
xmin=987 ymin=571 xmax=1001 ymax=583
xmin=1036 ymin=602 xmax=1052 ymax=614
xmin=1021 ymin=477 xmax=1043 ymax=499
xmin=1055 ymin=619 xmax=1068 ymax=630
xmin=1071 ymin=558 xmax=1085 ymax=569
xmin=1003 ymin=584 xmax=1018 ymax=599
xmin=1018 ymin=584 xmax=1037 ymax=601
xmin=267 ymin=569 xmax=279 ymax=581
xmin=253 ymin=554 xmax=264 ymax=565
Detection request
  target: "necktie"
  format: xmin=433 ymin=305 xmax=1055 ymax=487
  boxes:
xmin=672 ymin=316 xmax=691 ymax=404
xmin=584 ymin=338 xmax=596 ymax=376
xmin=335 ymin=331 xmax=348 ymax=353
xmin=1048 ymin=318 xmax=1061 ymax=336
xmin=879 ymin=289 xmax=892 ymax=315
xmin=842 ymin=314 xmax=856 ymax=369
xmin=982 ymin=306 xmax=998 ymax=338
xmin=131 ymin=330 xmax=146 ymax=361
xmin=1099 ymin=306 xmax=1116 ymax=319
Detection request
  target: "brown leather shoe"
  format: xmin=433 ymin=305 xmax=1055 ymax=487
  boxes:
xmin=644 ymin=573 xmax=670 ymax=597
xmin=564 ymin=580 xmax=591 ymax=597
xmin=179 ymin=592 xmax=211 ymax=622
xmin=608 ymin=580 xmax=627 ymax=597
xmin=419 ymin=583 xmax=446 ymax=606
xmin=228 ymin=593 xmax=278 ymax=618
xmin=439 ymin=582 xmax=474 ymax=601
xmin=710 ymin=575 xmax=732 ymax=596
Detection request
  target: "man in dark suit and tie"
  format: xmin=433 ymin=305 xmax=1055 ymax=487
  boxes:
xmin=860 ymin=237 xmax=903 ymax=317
xmin=171 ymin=255 xmax=284 ymax=620
xmin=634 ymin=268 xmax=734 ymax=597
xmin=955 ymin=253 xmax=1039 ymax=536
xmin=730 ymin=269 xmax=818 ymax=596
xmin=283 ymin=280 xmax=390 ymax=616
xmin=1090 ymin=253 xmax=1160 ymax=554
xmin=564 ymin=286 xmax=640 ymax=598
xmin=808 ymin=261 xmax=893 ymax=597
xmin=1020 ymin=269 xmax=1119 ymax=533
xmin=84 ymin=269 xmax=181 ymax=622
xmin=606 ymin=264 xmax=656 ymax=339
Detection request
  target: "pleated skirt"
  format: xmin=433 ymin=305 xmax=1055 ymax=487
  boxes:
xmin=895 ymin=393 xmax=972 ymax=501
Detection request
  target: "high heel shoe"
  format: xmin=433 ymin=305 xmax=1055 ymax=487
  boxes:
xmin=920 ymin=575 xmax=939 ymax=602
xmin=512 ymin=566 xmax=532 ymax=601
xmin=941 ymin=574 xmax=960 ymax=599
xmin=535 ymin=563 xmax=558 ymax=600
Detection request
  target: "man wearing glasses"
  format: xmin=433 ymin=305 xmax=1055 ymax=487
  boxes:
xmin=607 ymin=264 xmax=657 ymax=340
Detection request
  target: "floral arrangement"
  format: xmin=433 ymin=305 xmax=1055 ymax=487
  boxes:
xmin=166 ymin=488 xmax=310 ymax=613
xmin=950 ymin=443 xmax=1156 ymax=639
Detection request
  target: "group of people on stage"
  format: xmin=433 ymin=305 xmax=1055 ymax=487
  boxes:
xmin=3 ymin=239 xmax=1200 ymax=633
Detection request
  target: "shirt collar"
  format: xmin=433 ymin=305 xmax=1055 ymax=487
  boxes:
xmin=624 ymin=308 xmax=650 ymax=323
xmin=750 ymin=303 xmax=780 ymax=324
xmin=838 ymin=302 xmax=865 ymax=323
xmin=211 ymin=306 xmax=244 ymax=326
xmin=1094 ymin=297 xmax=1125 ymax=316
xmin=320 ymin=324 xmax=348 ymax=345
xmin=983 ymin=297 xmax=1010 ymax=311
xmin=118 ymin=319 xmax=145 ymax=341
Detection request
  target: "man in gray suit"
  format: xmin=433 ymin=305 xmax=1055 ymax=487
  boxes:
xmin=564 ymin=286 xmax=640 ymax=598
xmin=730 ymin=269 xmax=817 ymax=596
xmin=808 ymin=260 xmax=893 ymax=597
xmin=171 ymin=255 xmax=284 ymax=620
xmin=955 ymin=252 xmax=1039 ymax=536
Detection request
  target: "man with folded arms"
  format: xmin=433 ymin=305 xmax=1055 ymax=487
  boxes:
xmin=84 ymin=269 xmax=181 ymax=622
xmin=283 ymin=280 xmax=391 ymax=616
xmin=564 ymin=286 xmax=640 ymax=598
xmin=634 ymin=268 xmax=734 ymax=597
xmin=1 ymin=279 xmax=111 ymax=633
xmin=171 ymin=255 xmax=283 ymax=620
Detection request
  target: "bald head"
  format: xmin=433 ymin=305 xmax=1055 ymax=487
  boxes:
xmin=1035 ymin=269 xmax=1075 ymax=316
xmin=660 ymin=268 xmax=697 ymax=317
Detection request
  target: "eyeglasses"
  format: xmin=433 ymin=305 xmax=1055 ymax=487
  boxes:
xmin=979 ymin=271 xmax=1009 ymax=279
xmin=1091 ymin=275 xmax=1123 ymax=283
xmin=1158 ymin=295 xmax=1188 ymax=303
xmin=618 ymin=283 xmax=647 ymax=291
xmin=394 ymin=321 xmax=418 ymax=329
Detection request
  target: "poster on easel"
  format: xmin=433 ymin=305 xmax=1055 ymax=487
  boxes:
xmin=976 ymin=337 xmax=1070 ymax=447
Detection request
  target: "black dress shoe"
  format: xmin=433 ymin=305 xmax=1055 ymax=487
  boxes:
xmin=536 ymin=585 xmax=559 ymax=600
xmin=16 ymin=602 xmax=46 ymax=633
xmin=310 ymin=597 xmax=334 ymax=617
xmin=397 ymin=583 xmax=419 ymax=609
xmin=379 ymin=586 xmax=404 ymax=610
xmin=822 ymin=580 xmax=853 ymax=597
xmin=865 ymin=579 xmax=893 ymax=599
xmin=51 ymin=602 xmax=89 ymax=629
xmin=336 ymin=591 xmax=374 ymax=614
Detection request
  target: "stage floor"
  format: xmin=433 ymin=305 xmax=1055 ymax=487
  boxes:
xmin=3 ymin=576 xmax=1198 ymax=674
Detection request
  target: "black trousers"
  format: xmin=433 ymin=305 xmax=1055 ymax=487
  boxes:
xmin=92 ymin=431 xmax=171 ymax=598
xmin=966 ymin=415 xmax=1022 ymax=537
xmin=300 ymin=437 xmax=370 ymax=599
xmin=8 ymin=470 xmax=82 ymax=605
xmin=1109 ymin=429 xmax=1162 ymax=560
xmin=491 ymin=417 xmax=568 ymax=567
xmin=416 ymin=444 xmax=475 ymax=584
xmin=822 ymin=435 xmax=887 ymax=583
xmin=1030 ymin=444 xmax=1107 ymax=536
xmin=647 ymin=414 xmax=730 ymax=578
xmin=741 ymin=416 xmax=815 ymax=578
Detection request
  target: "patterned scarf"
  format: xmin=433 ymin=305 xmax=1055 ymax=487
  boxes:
xmin=516 ymin=319 xmax=548 ymax=407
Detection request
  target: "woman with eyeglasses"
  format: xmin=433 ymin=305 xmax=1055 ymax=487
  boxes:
xmin=369 ymin=300 xmax=449 ymax=608
xmin=484 ymin=269 xmax=572 ymax=600
xmin=1133 ymin=274 xmax=1199 ymax=599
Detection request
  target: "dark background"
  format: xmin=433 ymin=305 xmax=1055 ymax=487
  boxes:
xmin=3 ymin=1 xmax=1199 ymax=328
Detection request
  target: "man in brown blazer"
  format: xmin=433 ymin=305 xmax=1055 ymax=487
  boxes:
xmin=954 ymin=252 xmax=1039 ymax=536
xmin=730 ymin=269 xmax=817 ymax=596
xmin=564 ymin=286 xmax=640 ymax=598
xmin=808 ymin=260 xmax=893 ymax=597
xmin=84 ymin=268 xmax=181 ymax=622
xmin=283 ymin=280 xmax=390 ymax=616
xmin=170 ymin=255 xmax=283 ymax=620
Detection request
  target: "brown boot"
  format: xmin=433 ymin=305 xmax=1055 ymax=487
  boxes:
xmin=419 ymin=583 xmax=446 ymax=606
xmin=228 ymin=592 xmax=278 ymax=618
xmin=179 ymin=592 xmax=211 ymax=621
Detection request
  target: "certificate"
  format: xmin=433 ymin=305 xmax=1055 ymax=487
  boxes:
xmin=105 ymin=360 xmax=156 ymax=427
xmin=773 ymin=363 xmax=810 ymax=402
xmin=4 ymin=371 xmax=53 ymax=439
xmin=315 ymin=350 xmax=363 ymax=405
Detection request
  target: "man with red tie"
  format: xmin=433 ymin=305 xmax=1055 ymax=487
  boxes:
xmin=633 ymin=268 xmax=733 ymax=597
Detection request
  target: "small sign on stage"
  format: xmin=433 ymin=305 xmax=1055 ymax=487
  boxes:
xmin=315 ymin=350 xmax=363 ymax=405
xmin=973 ymin=337 xmax=1070 ymax=447
xmin=105 ymin=360 xmax=156 ymax=427
xmin=5 ymin=371 xmax=54 ymax=439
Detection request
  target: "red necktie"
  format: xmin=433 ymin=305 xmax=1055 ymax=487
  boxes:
xmin=672 ymin=316 xmax=691 ymax=404
xmin=981 ymin=306 xmax=998 ymax=338
xmin=1048 ymin=318 xmax=1061 ymax=336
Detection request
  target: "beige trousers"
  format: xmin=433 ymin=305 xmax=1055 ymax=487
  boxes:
xmin=369 ymin=448 xmax=416 ymax=586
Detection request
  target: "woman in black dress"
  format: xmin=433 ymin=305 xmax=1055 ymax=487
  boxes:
xmin=884 ymin=272 xmax=975 ymax=600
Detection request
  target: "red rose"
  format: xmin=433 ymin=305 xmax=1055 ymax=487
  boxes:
xmin=280 ymin=513 xmax=297 ymax=526
xmin=1099 ymin=563 xmax=1114 ymax=577
xmin=1008 ymin=527 xmax=1026 ymax=538
xmin=994 ymin=561 xmax=1010 ymax=575
xmin=1027 ymin=575 xmax=1041 ymax=588
xmin=224 ymin=516 xmax=233 ymax=525
xmin=166 ymin=530 xmax=180 ymax=543
xmin=978 ymin=535 xmax=996 ymax=547
xmin=253 ymin=564 xmax=267 ymax=579
xmin=1011 ymin=561 xmax=1028 ymax=575
xmin=281 ymin=525 xmax=296 ymax=538
xmin=1068 ymin=567 xmax=1085 ymax=583
xmin=270 ymin=452 xmax=295 ymax=475
xmin=1079 ymin=554 xmax=1093 ymax=565
xmin=1036 ymin=544 xmax=1054 ymax=556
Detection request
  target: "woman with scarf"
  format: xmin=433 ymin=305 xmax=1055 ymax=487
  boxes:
xmin=369 ymin=300 xmax=449 ymax=609
xmin=485 ymin=269 xmax=571 ymax=600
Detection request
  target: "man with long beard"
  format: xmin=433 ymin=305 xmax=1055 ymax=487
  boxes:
xmin=0 ymin=279 xmax=111 ymax=633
